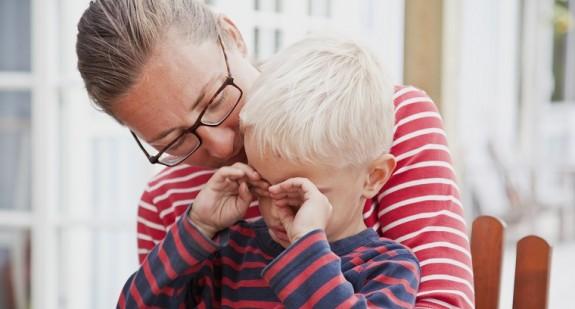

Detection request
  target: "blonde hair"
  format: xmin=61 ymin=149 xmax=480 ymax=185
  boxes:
xmin=240 ymin=35 xmax=395 ymax=168
xmin=76 ymin=0 xmax=219 ymax=116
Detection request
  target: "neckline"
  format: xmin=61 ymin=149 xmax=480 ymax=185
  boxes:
xmin=248 ymin=219 xmax=379 ymax=257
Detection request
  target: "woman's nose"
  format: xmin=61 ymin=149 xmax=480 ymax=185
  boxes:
xmin=195 ymin=126 xmax=236 ymax=159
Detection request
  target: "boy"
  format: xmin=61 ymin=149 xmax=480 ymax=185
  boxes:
xmin=117 ymin=35 xmax=420 ymax=308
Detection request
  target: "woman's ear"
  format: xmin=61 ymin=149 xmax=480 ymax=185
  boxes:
xmin=362 ymin=154 xmax=397 ymax=199
xmin=218 ymin=15 xmax=248 ymax=57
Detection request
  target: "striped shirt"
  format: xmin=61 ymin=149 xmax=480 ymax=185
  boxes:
xmin=120 ymin=215 xmax=420 ymax=308
xmin=136 ymin=86 xmax=474 ymax=308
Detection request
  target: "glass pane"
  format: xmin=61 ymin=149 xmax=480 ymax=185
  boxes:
xmin=274 ymin=29 xmax=283 ymax=52
xmin=253 ymin=28 xmax=275 ymax=61
xmin=90 ymin=136 xmax=151 ymax=219
xmin=0 ymin=229 xmax=31 ymax=309
xmin=0 ymin=0 xmax=31 ymax=71
xmin=551 ymin=0 xmax=575 ymax=102
xmin=58 ymin=86 xmax=151 ymax=217
xmin=58 ymin=0 xmax=94 ymax=77
xmin=254 ymin=0 xmax=277 ymax=12
xmin=551 ymin=12 xmax=568 ymax=101
xmin=253 ymin=27 xmax=260 ymax=59
xmin=58 ymin=227 xmax=137 ymax=309
xmin=308 ymin=0 xmax=329 ymax=17
xmin=0 ymin=92 xmax=31 ymax=210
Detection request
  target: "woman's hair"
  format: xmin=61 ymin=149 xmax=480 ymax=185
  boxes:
xmin=76 ymin=0 xmax=218 ymax=115
xmin=240 ymin=34 xmax=395 ymax=168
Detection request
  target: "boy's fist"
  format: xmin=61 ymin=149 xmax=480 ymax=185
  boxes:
xmin=190 ymin=163 xmax=269 ymax=238
xmin=268 ymin=177 xmax=333 ymax=244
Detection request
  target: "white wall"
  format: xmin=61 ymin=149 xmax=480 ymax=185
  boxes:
xmin=456 ymin=0 xmax=522 ymax=216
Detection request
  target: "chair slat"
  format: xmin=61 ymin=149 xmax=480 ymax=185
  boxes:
xmin=512 ymin=236 xmax=552 ymax=309
xmin=471 ymin=215 xmax=505 ymax=309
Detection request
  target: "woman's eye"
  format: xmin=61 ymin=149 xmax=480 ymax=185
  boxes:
xmin=169 ymin=137 xmax=186 ymax=150
xmin=209 ymin=92 xmax=227 ymax=109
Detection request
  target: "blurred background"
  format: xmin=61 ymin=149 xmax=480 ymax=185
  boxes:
xmin=0 ymin=0 xmax=574 ymax=308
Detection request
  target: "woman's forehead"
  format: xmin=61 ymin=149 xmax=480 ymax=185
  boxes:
xmin=150 ymin=39 xmax=221 ymax=83
xmin=112 ymin=50 xmax=218 ymax=137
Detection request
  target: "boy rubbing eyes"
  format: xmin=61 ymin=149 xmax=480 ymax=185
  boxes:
xmin=117 ymin=35 xmax=420 ymax=309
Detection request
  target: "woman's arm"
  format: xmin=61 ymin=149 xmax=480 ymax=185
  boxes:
xmin=368 ymin=86 xmax=474 ymax=309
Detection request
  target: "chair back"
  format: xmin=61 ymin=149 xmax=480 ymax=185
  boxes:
xmin=471 ymin=216 xmax=552 ymax=309
xmin=512 ymin=236 xmax=552 ymax=309
xmin=471 ymin=215 xmax=505 ymax=309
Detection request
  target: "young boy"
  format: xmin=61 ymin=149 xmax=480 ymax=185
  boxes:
xmin=117 ymin=35 xmax=420 ymax=309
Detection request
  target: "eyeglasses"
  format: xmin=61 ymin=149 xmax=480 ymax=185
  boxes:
xmin=131 ymin=35 xmax=243 ymax=167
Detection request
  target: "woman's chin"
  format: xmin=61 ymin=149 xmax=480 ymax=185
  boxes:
xmin=225 ymin=147 xmax=247 ymax=166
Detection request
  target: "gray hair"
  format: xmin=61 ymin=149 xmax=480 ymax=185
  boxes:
xmin=76 ymin=0 xmax=219 ymax=115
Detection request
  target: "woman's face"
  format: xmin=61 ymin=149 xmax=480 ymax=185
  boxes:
xmin=113 ymin=24 xmax=259 ymax=168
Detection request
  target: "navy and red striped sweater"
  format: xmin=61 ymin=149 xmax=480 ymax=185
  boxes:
xmin=118 ymin=212 xmax=420 ymax=308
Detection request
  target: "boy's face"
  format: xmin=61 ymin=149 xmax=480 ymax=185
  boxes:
xmin=244 ymin=134 xmax=369 ymax=247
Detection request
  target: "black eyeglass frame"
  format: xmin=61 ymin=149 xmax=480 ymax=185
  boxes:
xmin=130 ymin=35 xmax=243 ymax=167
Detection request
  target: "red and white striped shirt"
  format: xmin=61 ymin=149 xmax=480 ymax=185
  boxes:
xmin=136 ymin=86 xmax=474 ymax=309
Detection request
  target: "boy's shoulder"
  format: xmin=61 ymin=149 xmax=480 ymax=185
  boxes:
xmin=344 ymin=229 xmax=419 ymax=264
xmin=371 ymin=237 xmax=418 ymax=260
xmin=341 ymin=232 xmax=420 ymax=280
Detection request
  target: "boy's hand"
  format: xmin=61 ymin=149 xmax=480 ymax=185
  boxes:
xmin=268 ymin=177 xmax=333 ymax=244
xmin=190 ymin=163 xmax=269 ymax=238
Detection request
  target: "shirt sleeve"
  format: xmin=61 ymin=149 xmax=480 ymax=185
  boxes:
xmin=136 ymin=189 xmax=167 ymax=264
xmin=136 ymin=166 xmax=215 ymax=264
xmin=117 ymin=211 xmax=220 ymax=309
xmin=262 ymin=230 xmax=420 ymax=309
xmin=370 ymin=86 xmax=474 ymax=308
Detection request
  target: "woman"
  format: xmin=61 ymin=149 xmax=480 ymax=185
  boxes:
xmin=76 ymin=1 xmax=473 ymax=308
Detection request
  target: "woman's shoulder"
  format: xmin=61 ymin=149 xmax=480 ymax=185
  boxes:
xmin=393 ymin=85 xmax=437 ymax=115
xmin=390 ymin=85 xmax=444 ymax=147
xmin=146 ymin=164 xmax=215 ymax=191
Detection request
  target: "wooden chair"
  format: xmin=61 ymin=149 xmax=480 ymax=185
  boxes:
xmin=512 ymin=236 xmax=552 ymax=309
xmin=471 ymin=216 xmax=505 ymax=309
xmin=471 ymin=215 xmax=553 ymax=309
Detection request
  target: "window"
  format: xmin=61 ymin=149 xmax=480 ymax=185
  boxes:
xmin=55 ymin=1 xmax=154 ymax=306
xmin=253 ymin=27 xmax=260 ymax=59
xmin=0 ymin=0 xmax=31 ymax=71
xmin=0 ymin=0 xmax=155 ymax=308
xmin=308 ymin=0 xmax=332 ymax=18
xmin=0 ymin=230 xmax=30 ymax=309
xmin=274 ymin=29 xmax=283 ymax=52
xmin=0 ymin=1 xmax=32 ymax=307
xmin=551 ymin=0 xmax=575 ymax=102
xmin=0 ymin=92 xmax=31 ymax=211
xmin=254 ymin=0 xmax=282 ymax=12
